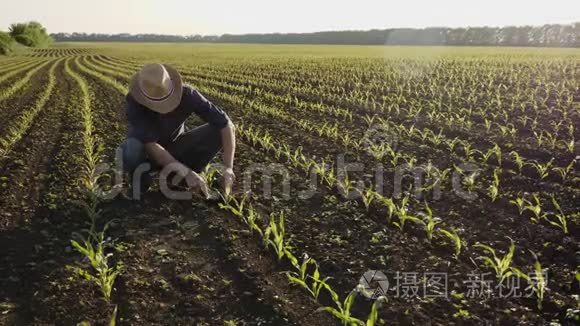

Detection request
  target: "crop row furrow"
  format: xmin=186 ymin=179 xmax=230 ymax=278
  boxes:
xmin=0 ymin=58 xmax=40 ymax=75
xmin=0 ymin=59 xmax=55 ymax=102
xmin=0 ymin=59 xmax=49 ymax=85
xmin=0 ymin=59 xmax=63 ymax=157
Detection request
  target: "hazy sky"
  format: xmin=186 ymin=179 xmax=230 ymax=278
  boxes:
xmin=1 ymin=0 xmax=578 ymax=35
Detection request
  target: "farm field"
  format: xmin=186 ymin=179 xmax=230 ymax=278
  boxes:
xmin=0 ymin=43 xmax=578 ymax=325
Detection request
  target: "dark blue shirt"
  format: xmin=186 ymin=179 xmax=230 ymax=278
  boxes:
xmin=126 ymin=85 xmax=230 ymax=146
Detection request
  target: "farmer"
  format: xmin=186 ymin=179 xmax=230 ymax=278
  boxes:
xmin=119 ymin=63 xmax=236 ymax=198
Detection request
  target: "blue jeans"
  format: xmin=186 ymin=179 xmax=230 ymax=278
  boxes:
xmin=120 ymin=123 xmax=222 ymax=177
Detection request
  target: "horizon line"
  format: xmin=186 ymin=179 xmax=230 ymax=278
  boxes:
xmin=47 ymin=20 xmax=579 ymax=37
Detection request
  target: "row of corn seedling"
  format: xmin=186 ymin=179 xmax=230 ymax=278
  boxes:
xmin=0 ymin=59 xmax=54 ymax=101
xmin=0 ymin=58 xmax=63 ymax=157
xmin=65 ymin=57 xmax=122 ymax=324
xmin=216 ymin=192 xmax=386 ymax=325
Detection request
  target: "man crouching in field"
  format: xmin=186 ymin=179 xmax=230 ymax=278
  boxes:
xmin=118 ymin=63 xmax=236 ymax=199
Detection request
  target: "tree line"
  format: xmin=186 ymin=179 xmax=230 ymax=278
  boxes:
xmin=1 ymin=22 xmax=53 ymax=55
xmin=52 ymin=23 xmax=579 ymax=47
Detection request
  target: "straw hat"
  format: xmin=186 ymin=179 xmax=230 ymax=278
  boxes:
xmin=129 ymin=63 xmax=183 ymax=114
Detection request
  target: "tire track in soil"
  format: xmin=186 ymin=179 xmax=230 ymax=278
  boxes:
xmin=0 ymin=58 xmax=93 ymax=324
xmin=69 ymin=58 xmax=318 ymax=325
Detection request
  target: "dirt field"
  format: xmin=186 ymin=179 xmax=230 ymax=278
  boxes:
xmin=0 ymin=44 xmax=578 ymax=325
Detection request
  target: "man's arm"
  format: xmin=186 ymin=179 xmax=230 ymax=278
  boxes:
xmin=220 ymin=122 xmax=236 ymax=194
xmin=221 ymin=122 xmax=236 ymax=169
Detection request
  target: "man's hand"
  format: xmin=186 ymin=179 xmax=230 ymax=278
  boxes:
xmin=184 ymin=170 xmax=210 ymax=199
xmin=223 ymin=167 xmax=235 ymax=195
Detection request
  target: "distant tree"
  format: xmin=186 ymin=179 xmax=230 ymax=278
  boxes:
xmin=9 ymin=21 xmax=52 ymax=48
xmin=574 ymin=23 xmax=580 ymax=47
xmin=0 ymin=31 xmax=16 ymax=55
xmin=446 ymin=28 xmax=467 ymax=45
xmin=50 ymin=23 xmax=579 ymax=47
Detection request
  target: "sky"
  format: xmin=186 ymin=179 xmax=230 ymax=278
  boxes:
xmin=1 ymin=0 xmax=578 ymax=35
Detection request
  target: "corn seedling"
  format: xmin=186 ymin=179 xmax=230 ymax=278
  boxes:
xmin=318 ymin=290 xmax=364 ymax=326
xmin=460 ymin=141 xmax=481 ymax=161
xmin=392 ymin=195 xmax=422 ymax=231
xmin=109 ymin=305 xmax=118 ymax=326
xmin=368 ymin=143 xmax=389 ymax=161
xmin=365 ymin=296 xmax=387 ymax=326
xmin=523 ymin=193 xmax=545 ymax=223
xmin=543 ymin=132 xmax=558 ymax=149
xmin=387 ymin=149 xmax=404 ymax=167
xmin=533 ymin=131 xmax=546 ymax=147
xmin=514 ymin=252 xmax=547 ymax=310
xmin=553 ymin=160 xmax=575 ymax=182
xmin=336 ymin=170 xmax=354 ymax=196
xmin=510 ymin=151 xmax=525 ymax=172
xmin=462 ymin=171 xmax=478 ymax=193
xmin=286 ymin=256 xmax=332 ymax=301
xmin=417 ymin=202 xmax=441 ymax=241
xmin=562 ymin=139 xmax=575 ymax=153
xmin=510 ymin=195 xmax=526 ymax=215
xmin=200 ymin=164 xmax=220 ymax=189
xmin=474 ymin=239 xmax=517 ymax=286
xmin=286 ymin=256 xmax=319 ymax=297
xmin=244 ymin=204 xmax=264 ymax=237
xmin=484 ymin=118 xmax=493 ymax=131
xmin=69 ymin=222 xmax=124 ymax=302
xmin=218 ymin=194 xmax=247 ymax=218
xmin=308 ymin=263 xmax=333 ymax=300
xmin=404 ymin=156 xmax=418 ymax=168
xmin=361 ymin=188 xmax=376 ymax=210
xmin=528 ymin=159 xmax=553 ymax=180
xmin=546 ymin=196 xmax=568 ymax=234
xmin=439 ymin=228 xmax=463 ymax=258
xmin=312 ymin=160 xmax=336 ymax=187
xmin=363 ymin=115 xmax=377 ymax=127
xmin=446 ymin=137 xmax=462 ymax=152
xmin=529 ymin=255 xmax=548 ymax=310
xmin=481 ymin=143 xmax=502 ymax=165
xmin=431 ymin=129 xmax=445 ymax=146
xmin=487 ymin=168 xmax=501 ymax=202
xmin=491 ymin=144 xmax=502 ymax=165
xmin=378 ymin=195 xmax=396 ymax=222
xmin=264 ymin=212 xmax=292 ymax=261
